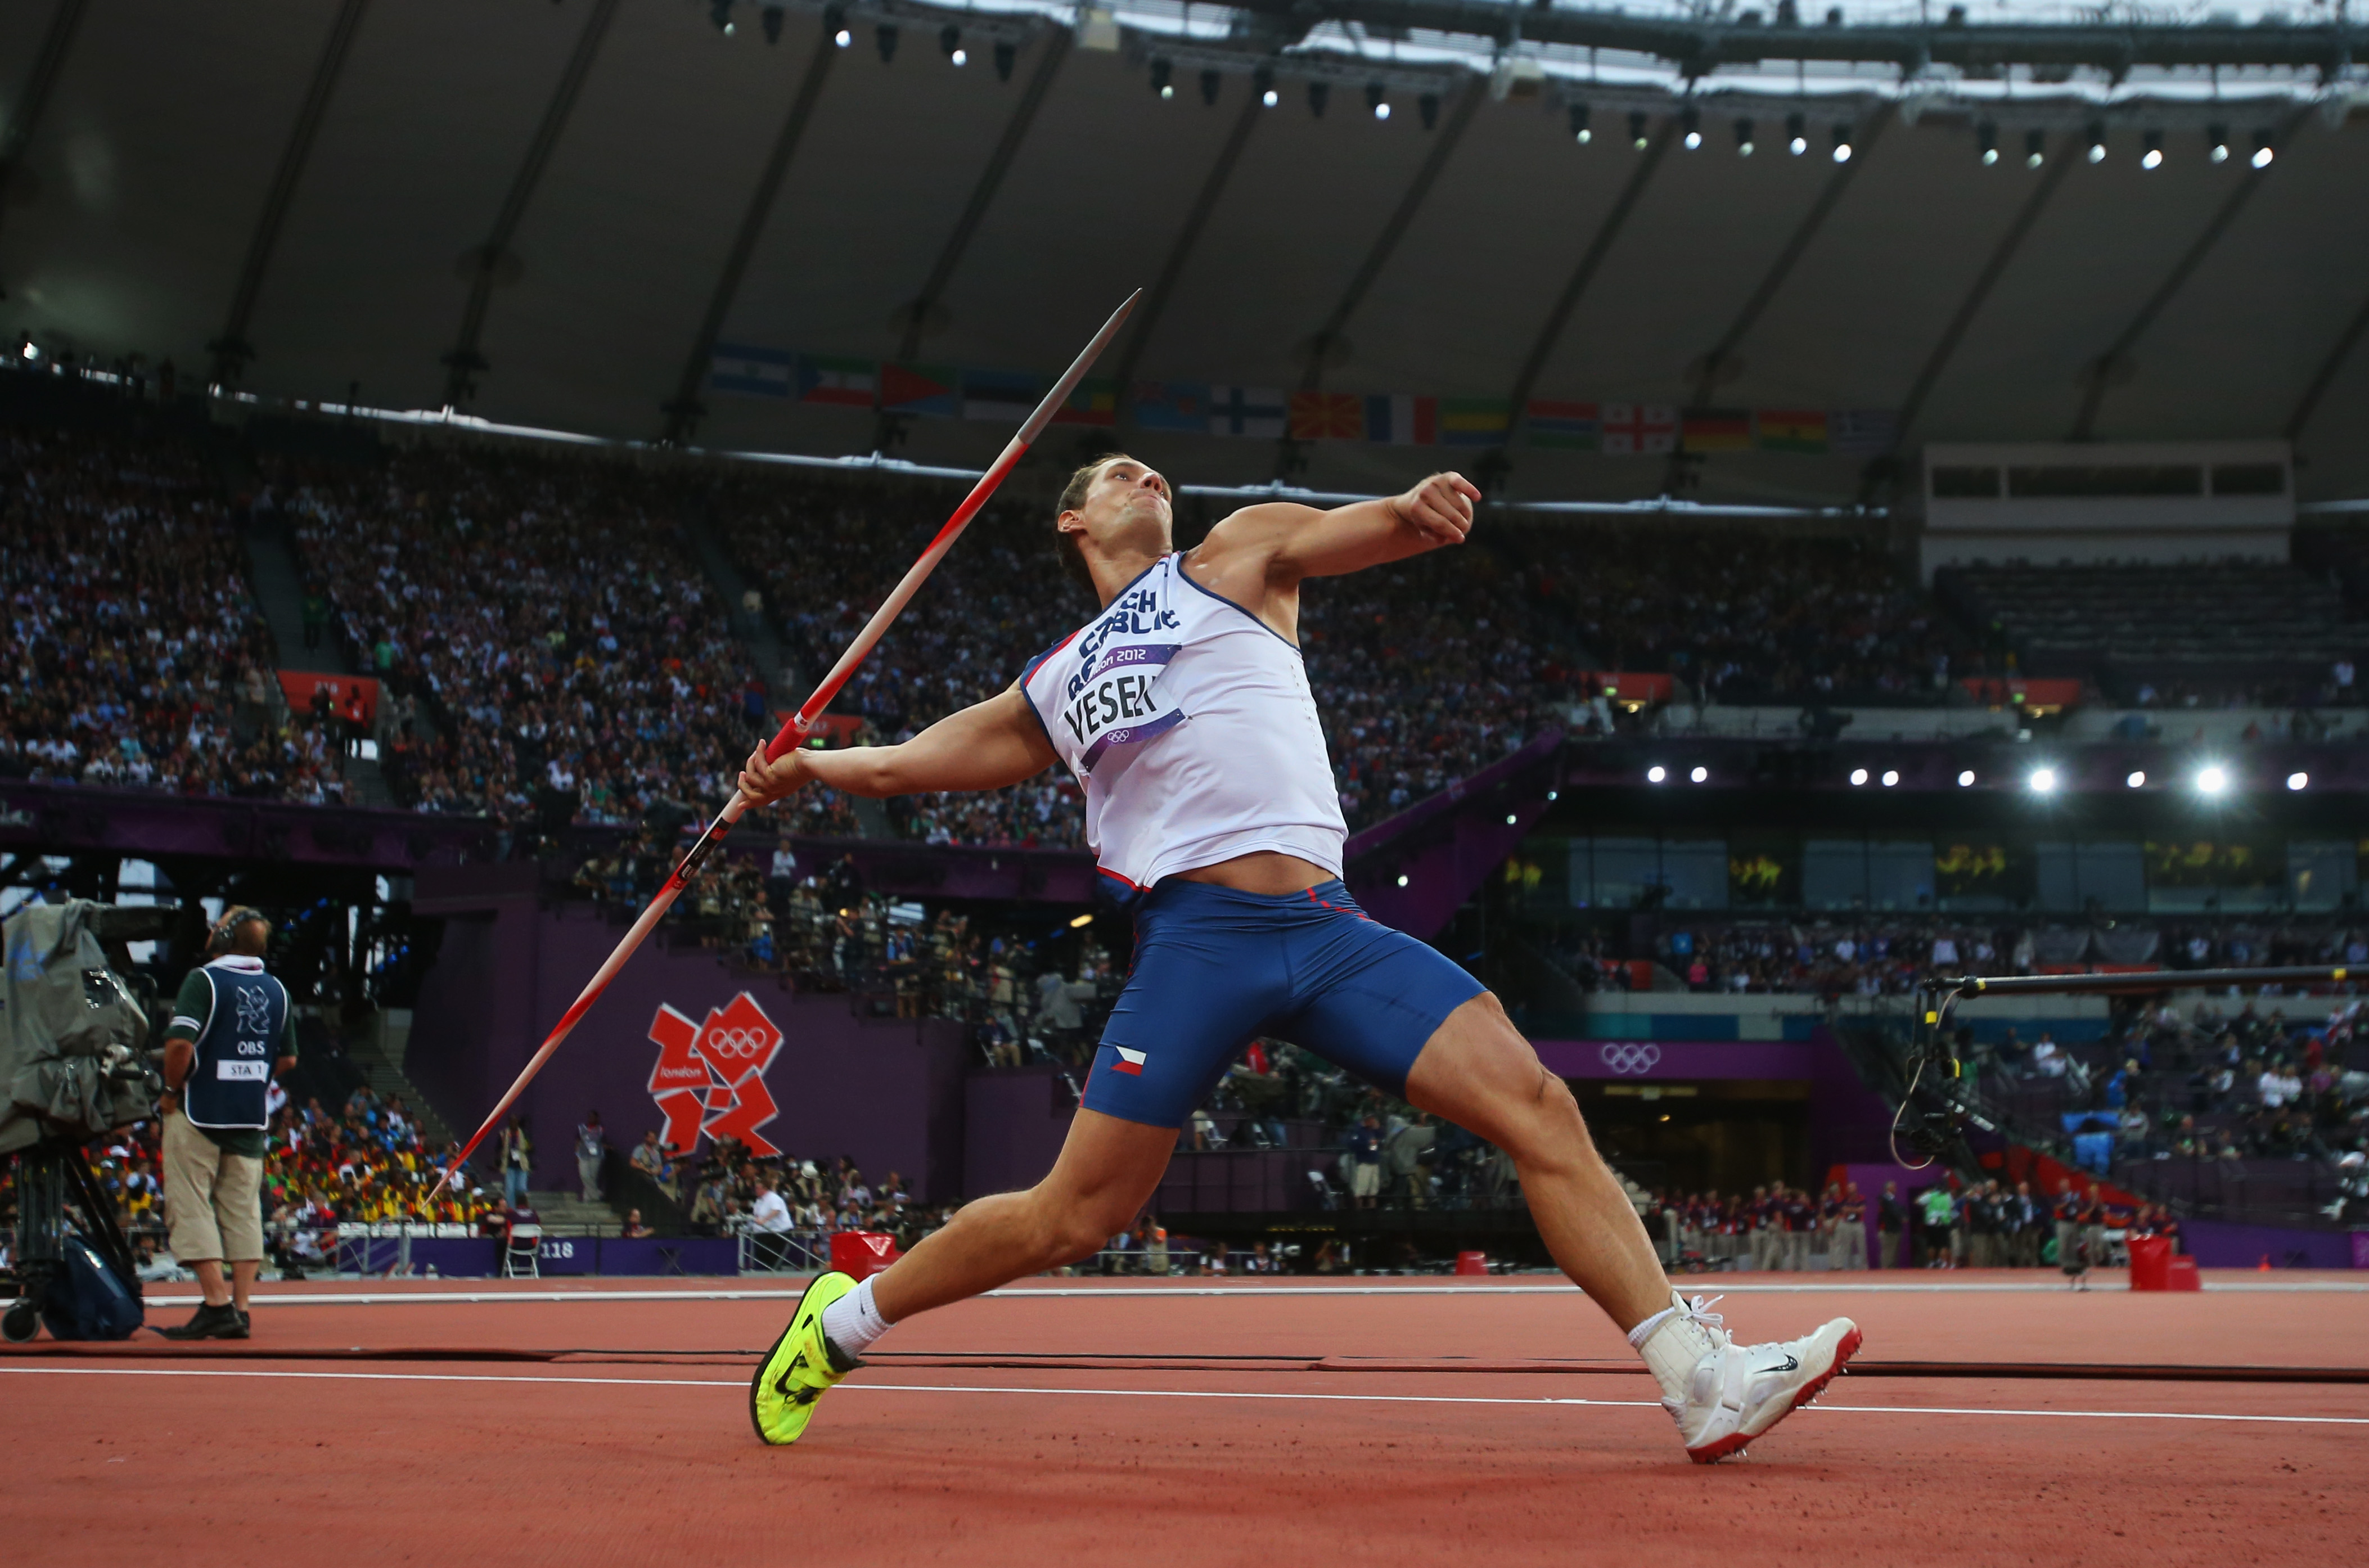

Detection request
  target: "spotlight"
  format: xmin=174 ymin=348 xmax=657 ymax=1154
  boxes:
xmin=1569 ymin=101 xmax=1591 ymax=143
xmin=1546 ymin=790 xmax=1559 ymax=801
xmin=994 ymin=39 xmax=1016 ymax=79
xmin=939 ymin=24 xmax=962 ymax=62
xmin=1957 ymin=769 xmax=1976 ymax=787
xmin=760 ymin=5 xmax=783 ymax=44
xmin=17 ymin=339 xmax=35 ymax=362
xmin=1371 ymin=83 xmax=1390 ymax=120
xmin=2197 ymin=765 xmax=2229 ymax=796
xmin=2085 ymin=121 xmax=2106 ymax=163
xmin=1505 ymin=814 xmax=1517 ymax=825
xmin=1831 ymin=123 xmax=1853 ymax=162
xmin=1255 ymin=67 xmax=1276 ymax=109
xmin=1647 ymin=765 xmax=1668 ymax=783
xmin=2250 ymin=130 xmax=2274 ymax=169
xmin=1631 ymin=109 xmax=1651 ymax=150
xmin=1880 ymin=770 xmax=1900 ymax=787
xmin=1977 ymin=120 xmax=1997 ymax=165
xmin=2287 ymin=771 xmax=2309 ymax=791
xmin=1690 ymin=765 xmax=1709 ymax=783
xmin=875 ymin=22 xmax=897 ymax=61
xmin=1397 ymin=873 xmax=1410 ymax=887
xmin=1200 ymin=68 xmax=1220 ymax=105
xmin=1735 ymin=117 xmax=1755 ymax=156
xmin=1419 ymin=93 xmax=1440 ymax=130
xmin=2028 ymin=767 xmax=2058 ymax=794
xmin=1262 ymin=88 xmax=1278 ymax=108
xmin=1308 ymin=81 xmax=1328 ymax=118
xmin=1069 ymin=913 xmax=1094 ymax=929
xmin=951 ymin=47 xmax=965 ymax=65
xmin=834 ymin=26 xmax=852 ymax=47
xmin=1849 ymin=768 xmax=1869 ymax=786
xmin=1786 ymin=111 xmax=1807 ymax=154
xmin=2141 ymin=129 xmax=2163 ymax=169
xmin=2126 ymin=770 xmax=2146 ymax=788
xmin=2208 ymin=123 xmax=2230 ymax=163
xmin=1151 ymin=58 xmax=1171 ymax=97
xmin=2025 ymin=128 xmax=2046 ymax=167
xmin=1682 ymin=105 xmax=1702 ymax=150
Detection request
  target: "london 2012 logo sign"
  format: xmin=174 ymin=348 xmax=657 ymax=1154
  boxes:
xmin=646 ymin=991 xmax=787 ymax=1159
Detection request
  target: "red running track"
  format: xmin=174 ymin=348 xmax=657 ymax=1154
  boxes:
xmin=6 ymin=1273 xmax=2366 ymax=1567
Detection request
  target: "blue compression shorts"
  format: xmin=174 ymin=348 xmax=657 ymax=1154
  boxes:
xmin=1081 ymin=878 xmax=1487 ymax=1129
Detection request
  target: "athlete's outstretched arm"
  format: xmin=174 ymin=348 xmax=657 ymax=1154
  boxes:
xmin=1202 ymin=471 xmax=1479 ymax=584
xmin=737 ymin=685 xmax=1057 ymax=805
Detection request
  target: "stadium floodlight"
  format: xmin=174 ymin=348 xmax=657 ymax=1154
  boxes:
xmin=994 ymin=39 xmax=1016 ymax=79
xmin=1682 ymin=106 xmax=1702 ymax=150
xmin=2085 ymin=121 xmax=2106 ymax=163
xmin=1546 ymin=790 xmax=1559 ymax=801
xmin=1647 ymin=765 xmax=1668 ymax=783
xmin=2196 ymin=764 xmax=2230 ymax=796
xmin=2025 ymin=128 xmax=2046 ymax=168
xmin=1262 ymin=88 xmax=1278 ymax=108
xmin=1690 ymin=765 xmax=1709 ymax=783
xmin=1786 ymin=111 xmax=1807 ymax=155
xmin=1255 ymin=66 xmax=1276 ymax=109
xmin=2287 ymin=771 xmax=2309 ymax=791
xmin=1373 ymin=83 xmax=1392 ymax=121
xmin=17 ymin=339 xmax=35 ymax=362
xmin=1977 ymin=121 xmax=1997 ymax=165
xmin=940 ymin=24 xmax=962 ymax=62
xmin=2141 ymin=130 xmax=2163 ymax=169
xmin=1420 ymin=93 xmax=1440 ymax=130
xmin=835 ymin=26 xmax=852 ymax=47
xmin=1831 ymin=123 xmax=1853 ymax=163
xmin=2126 ymin=770 xmax=2146 ymax=788
xmin=1957 ymin=769 xmax=1976 ymax=787
xmin=1308 ymin=81 xmax=1328 ymax=118
xmin=2208 ymin=123 xmax=2230 ymax=163
xmin=1200 ymin=68 xmax=1220 ymax=105
xmin=875 ymin=21 xmax=897 ymax=61
xmin=1849 ymin=768 xmax=1869 ymax=786
xmin=2028 ymin=767 xmax=2058 ymax=794
xmin=1397 ymin=873 xmax=1410 ymax=887
xmin=1735 ymin=118 xmax=1755 ymax=156
xmin=2251 ymin=130 xmax=2275 ymax=169
xmin=1505 ymin=814 xmax=1517 ymax=825
xmin=1569 ymin=102 xmax=1591 ymax=143
xmin=1880 ymin=770 xmax=1900 ymax=787
xmin=1151 ymin=58 xmax=1172 ymax=97
xmin=1631 ymin=109 xmax=1652 ymax=150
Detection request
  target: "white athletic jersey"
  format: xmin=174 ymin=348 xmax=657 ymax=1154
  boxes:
xmin=1020 ymin=552 xmax=1347 ymax=891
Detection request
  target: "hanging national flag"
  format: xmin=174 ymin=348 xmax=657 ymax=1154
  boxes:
xmin=1525 ymin=399 xmax=1600 ymax=450
xmin=1208 ymin=386 xmax=1286 ymax=439
xmin=1600 ymin=403 xmax=1677 ymax=456
xmin=1131 ymin=381 xmax=1210 ymax=432
xmin=709 ymin=343 xmax=792 ymax=398
xmin=1681 ymin=408 xmax=1754 ymax=452
xmin=1757 ymin=409 xmax=1829 ymax=453
xmin=962 ymin=368 xmax=1045 ymax=422
xmin=795 ymin=354 xmax=876 ymax=407
xmin=1363 ymin=394 xmax=1436 ymax=447
xmin=1289 ymin=391 xmax=1363 ymax=441
xmin=879 ymin=363 xmax=960 ymax=417
xmin=1439 ymin=396 xmax=1511 ymax=447
xmin=1829 ymin=409 xmax=1899 ymax=456
xmin=1051 ymin=377 xmax=1118 ymax=427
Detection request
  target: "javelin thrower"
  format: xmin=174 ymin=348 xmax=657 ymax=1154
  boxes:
xmin=738 ymin=454 xmax=1863 ymax=1463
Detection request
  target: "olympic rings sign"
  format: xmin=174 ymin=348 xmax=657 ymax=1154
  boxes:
xmin=1599 ymin=1042 xmax=1663 ymax=1076
xmin=702 ymin=1025 xmax=776 ymax=1064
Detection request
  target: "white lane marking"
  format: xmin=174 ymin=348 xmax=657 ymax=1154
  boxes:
xmin=4 ymin=1366 xmax=2365 ymax=1427
xmin=137 ymin=1279 xmax=2369 ymax=1309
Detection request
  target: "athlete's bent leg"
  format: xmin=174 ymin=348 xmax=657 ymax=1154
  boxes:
xmin=870 ymin=1109 xmax=1177 ymax=1323
xmin=1403 ymin=991 xmax=1670 ymax=1332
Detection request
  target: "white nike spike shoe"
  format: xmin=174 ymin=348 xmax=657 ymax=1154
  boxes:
xmin=1655 ymin=1295 xmax=1862 ymax=1463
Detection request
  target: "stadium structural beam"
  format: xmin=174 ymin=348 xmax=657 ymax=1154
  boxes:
xmin=889 ymin=28 xmax=1071 ymax=368
xmin=439 ymin=0 xmax=623 ymax=409
xmin=1277 ymin=79 xmax=1485 ymax=477
xmin=1492 ymin=118 xmax=1679 ymax=481
xmin=2285 ymin=285 xmax=2369 ymax=444
xmin=206 ymin=0 xmax=373 ymax=386
xmin=2066 ymin=107 xmax=2313 ymax=441
xmin=0 ymin=0 xmax=90 ymax=276
xmin=1862 ymin=145 xmax=2075 ymax=501
xmin=1665 ymin=103 xmax=1895 ymax=494
xmin=1107 ymin=94 xmax=1266 ymax=432
xmin=661 ymin=22 xmax=840 ymax=444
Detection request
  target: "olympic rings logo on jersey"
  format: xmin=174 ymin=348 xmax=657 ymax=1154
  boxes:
xmin=1600 ymin=1042 xmax=1663 ymax=1076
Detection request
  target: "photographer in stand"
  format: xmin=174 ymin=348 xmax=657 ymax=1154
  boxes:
xmin=157 ymin=908 xmax=295 ymax=1340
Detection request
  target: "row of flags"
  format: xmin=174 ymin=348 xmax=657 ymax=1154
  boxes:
xmin=709 ymin=344 xmax=1899 ymax=456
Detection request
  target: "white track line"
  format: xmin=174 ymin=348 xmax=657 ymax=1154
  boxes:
xmin=134 ymin=1279 xmax=2369 ymax=1309
xmin=4 ymin=1365 xmax=2365 ymax=1427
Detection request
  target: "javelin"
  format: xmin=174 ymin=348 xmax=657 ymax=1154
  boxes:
xmin=431 ymin=289 xmax=1141 ymax=1198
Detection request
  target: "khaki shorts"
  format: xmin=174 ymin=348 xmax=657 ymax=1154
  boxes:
xmin=1349 ymin=1161 xmax=1381 ymax=1198
xmin=163 ymin=1109 xmax=265 ymax=1263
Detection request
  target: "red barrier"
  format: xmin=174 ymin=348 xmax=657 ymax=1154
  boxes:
xmin=1454 ymin=1251 xmax=1488 ymax=1277
xmin=830 ymin=1231 xmax=902 ymax=1282
xmin=2128 ymin=1234 xmax=2170 ymax=1290
xmin=2165 ymin=1256 xmax=2202 ymax=1291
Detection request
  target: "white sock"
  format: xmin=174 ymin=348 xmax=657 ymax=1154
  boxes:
xmin=818 ymin=1274 xmax=894 ymax=1358
xmin=1631 ymin=1290 xmax=1718 ymax=1404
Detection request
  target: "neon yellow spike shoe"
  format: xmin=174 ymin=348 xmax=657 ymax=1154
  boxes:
xmin=749 ymin=1271 xmax=863 ymax=1446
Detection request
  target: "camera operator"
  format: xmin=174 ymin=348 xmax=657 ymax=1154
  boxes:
xmin=157 ymin=908 xmax=295 ymax=1340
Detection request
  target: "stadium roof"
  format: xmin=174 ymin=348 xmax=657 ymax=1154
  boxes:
xmin=2 ymin=0 xmax=2366 ymax=502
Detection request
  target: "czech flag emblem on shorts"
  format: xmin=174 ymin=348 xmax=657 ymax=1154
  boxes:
xmin=1111 ymin=1047 xmax=1148 ymax=1076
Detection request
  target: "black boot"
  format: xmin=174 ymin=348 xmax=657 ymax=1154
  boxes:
xmin=158 ymin=1301 xmax=249 ymax=1340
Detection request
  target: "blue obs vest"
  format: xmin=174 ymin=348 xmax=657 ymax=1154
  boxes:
xmin=183 ymin=962 xmax=290 ymax=1130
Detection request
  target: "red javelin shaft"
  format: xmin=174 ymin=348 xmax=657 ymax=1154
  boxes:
xmin=431 ymin=289 xmax=1141 ymax=1198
